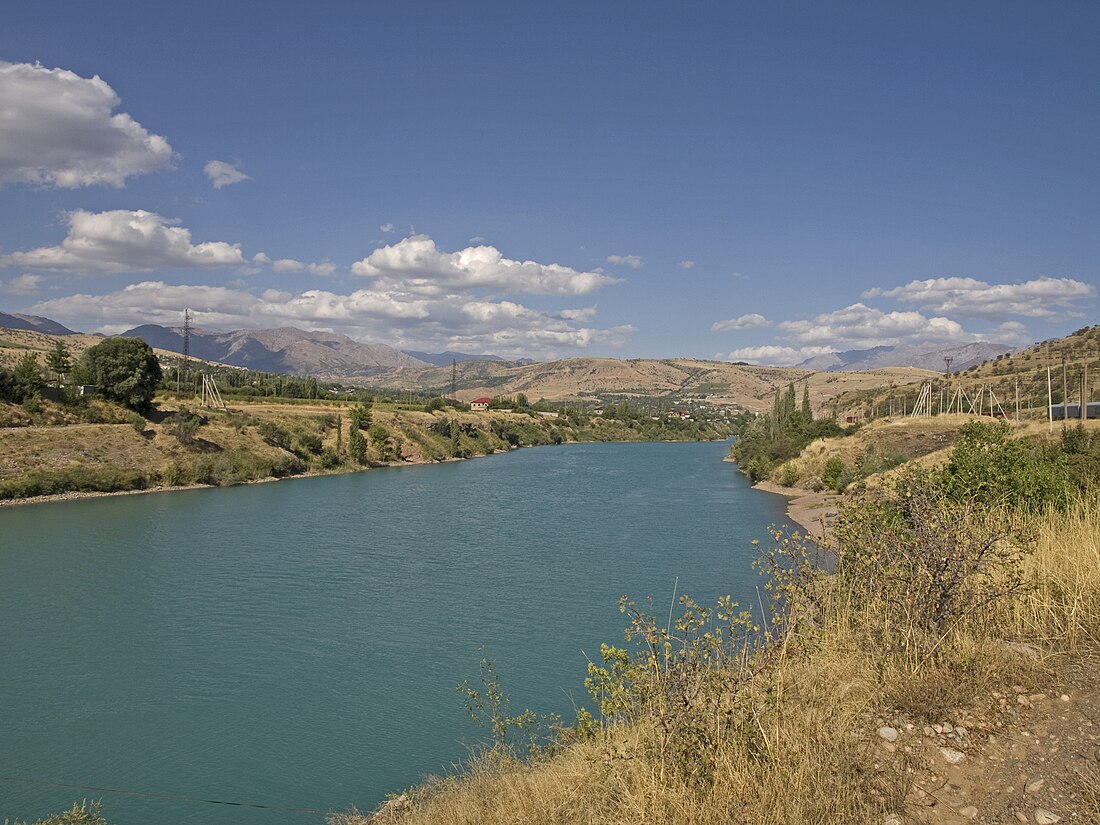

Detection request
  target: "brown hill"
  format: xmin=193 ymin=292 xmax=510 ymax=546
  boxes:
xmin=371 ymin=356 xmax=935 ymax=413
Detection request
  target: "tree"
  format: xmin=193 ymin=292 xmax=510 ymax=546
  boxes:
xmin=801 ymin=383 xmax=812 ymax=422
xmin=13 ymin=352 xmax=43 ymax=401
xmin=45 ymin=339 xmax=72 ymax=388
xmin=76 ymin=337 xmax=162 ymax=411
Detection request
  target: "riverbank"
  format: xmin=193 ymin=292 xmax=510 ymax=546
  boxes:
xmin=751 ymin=479 xmax=840 ymax=542
xmin=0 ymin=398 xmax=735 ymax=507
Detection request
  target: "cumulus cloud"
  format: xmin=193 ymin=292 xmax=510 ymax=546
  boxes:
xmin=0 ymin=274 xmax=44 ymax=295
xmin=352 ymin=235 xmax=618 ymax=296
xmin=711 ymin=313 xmax=771 ymax=332
xmin=606 ymin=254 xmax=643 ymax=269
xmin=679 ymin=260 xmax=695 ymax=269
xmin=865 ymin=276 xmax=1095 ymax=320
xmin=778 ymin=303 xmax=970 ymax=349
xmin=0 ymin=209 xmax=248 ymax=273
xmin=723 ymin=346 xmax=835 ymax=367
xmin=272 ymin=258 xmax=306 ymax=273
xmin=30 ymin=280 xmax=634 ymax=359
xmin=204 ymin=159 xmax=250 ymax=189
xmin=0 ymin=60 xmax=173 ymax=188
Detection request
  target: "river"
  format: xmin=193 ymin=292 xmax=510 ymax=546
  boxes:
xmin=0 ymin=440 xmax=789 ymax=824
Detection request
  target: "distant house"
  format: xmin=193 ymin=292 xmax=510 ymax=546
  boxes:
xmin=77 ymin=385 xmax=99 ymax=397
xmin=470 ymin=397 xmax=491 ymax=411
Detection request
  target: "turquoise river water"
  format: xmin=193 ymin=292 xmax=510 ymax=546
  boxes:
xmin=0 ymin=440 xmax=789 ymax=824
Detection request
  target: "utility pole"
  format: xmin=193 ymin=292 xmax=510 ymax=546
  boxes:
xmin=451 ymin=358 xmax=457 ymax=400
xmin=944 ymin=357 xmax=953 ymax=414
xmin=183 ymin=308 xmax=193 ymax=395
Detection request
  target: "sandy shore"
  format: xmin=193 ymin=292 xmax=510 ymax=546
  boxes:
xmin=752 ymin=480 xmax=840 ymax=542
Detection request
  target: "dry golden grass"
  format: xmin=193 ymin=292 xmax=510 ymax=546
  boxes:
xmin=1013 ymin=501 xmax=1100 ymax=650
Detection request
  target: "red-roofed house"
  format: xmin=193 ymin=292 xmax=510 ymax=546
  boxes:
xmin=470 ymin=397 xmax=492 ymax=411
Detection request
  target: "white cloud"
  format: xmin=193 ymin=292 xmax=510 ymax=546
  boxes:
xmin=731 ymin=271 xmax=748 ymax=281
xmin=204 ymin=159 xmax=250 ymax=189
xmin=468 ymin=235 xmax=487 ymax=244
xmin=866 ymin=276 xmax=1095 ymax=320
xmin=0 ymin=209 xmax=248 ymax=273
xmin=679 ymin=260 xmax=695 ymax=269
xmin=723 ymin=346 xmax=835 ymax=367
xmin=307 ymin=261 xmax=337 ymax=276
xmin=0 ymin=274 xmax=44 ymax=295
xmin=272 ymin=258 xmax=306 ymax=273
xmin=778 ymin=303 xmax=970 ymax=349
xmin=711 ymin=313 xmax=771 ymax=332
xmin=30 ymin=280 xmax=634 ymax=360
xmin=380 ymin=223 xmax=395 ymax=233
xmin=606 ymin=254 xmax=643 ymax=269
xmin=0 ymin=60 xmax=173 ymax=188
xmin=352 ymin=235 xmax=618 ymax=296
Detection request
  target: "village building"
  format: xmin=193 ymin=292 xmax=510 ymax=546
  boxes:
xmin=469 ymin=397 xmax=491 ymax=411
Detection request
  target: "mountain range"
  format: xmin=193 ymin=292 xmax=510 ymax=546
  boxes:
xmin=401 ymin=350 xmax=506 ymax=366
xmin=121 ymin=324 xmax=431 ymax=378
xmin=0 ymin=312 xmax=77 ymax=336
xmin=796 ymin=342 xmax=1013 ymax=373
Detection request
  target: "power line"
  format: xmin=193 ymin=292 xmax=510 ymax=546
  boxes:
xmin=0 ymin=774 xmax=328 ymax=816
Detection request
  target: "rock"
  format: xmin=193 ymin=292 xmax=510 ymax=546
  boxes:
xmin=1018 ymin=694 xmax=1032 ymax=707
xmin=1059 ymin=694 xmax=1070 ymax=702
xmin=884 ymin=816 xmax=903 ymax=825
xmin=959 ymin=806 xmax=978 ymax=819
xmin=1014 ymin=812 xmax=1028 ymax=823
xmin=878 ymin=726 xmax=899 ymax=742
xmin=1034 ymin=809 xmax=1061 ymax=825
xmin=1025 ymin=778 xmax=1045 ymax=794
xmin=1028 ymin=693 xmax=1047 ymax=703
xmin=1004 ymin=641 xmax=1041 ymax=661
xmin=939 ymin=747 xmax=966 ymax=764
xmin=942 ymin=722 xmax=954 ymax=733
xmin=883 ymin=742 xmax=897 ymax=753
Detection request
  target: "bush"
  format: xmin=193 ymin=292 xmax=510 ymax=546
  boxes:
xmin=822 ymin=457 xmax=846 ymax=490
xmin=0 ymin=466 xmax=148 ymax=500
xmin=779 ymin=462 xmax=800 ymax=488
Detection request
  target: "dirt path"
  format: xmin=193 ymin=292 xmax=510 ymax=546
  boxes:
xmin=870 ymin=653 xmax=1100 ymax=824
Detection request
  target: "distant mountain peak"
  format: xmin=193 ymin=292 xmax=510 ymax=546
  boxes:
xmin=402 ymin=349 xmax=506 ymax=366
xmin=121 ymin=323 xmax=431 ymax=377
xmin=797 ymin=342 xmax=1014 ymax=372
xmin=0 ymin=312 xmax=77 ymax=336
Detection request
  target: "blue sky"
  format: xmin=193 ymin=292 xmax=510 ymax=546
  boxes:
xmin=1 ymin=1 xmax=1097 ymax=363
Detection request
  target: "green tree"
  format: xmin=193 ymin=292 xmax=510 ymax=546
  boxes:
xmin=45 ymin=339 xmax=72 ymax=388
xmin=76 ymin=337 xmax=162 ymax=411
xmin=348 ymin=425 xmax=366 ymax=464
xmin=801 ymin=383 xmax=812 ymax=422
xmin=12 ymin=352 xmax=43 ymax=401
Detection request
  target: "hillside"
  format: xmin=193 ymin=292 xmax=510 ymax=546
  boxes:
xmin=832 ymin=324 xmax=1100 ymax=421
xmin=371 ymin=356 xmax=936 ymax=413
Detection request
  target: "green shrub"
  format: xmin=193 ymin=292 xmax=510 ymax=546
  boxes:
xmin=779 ymin=462 xmax=800 ymax=488
xmin=822 ymin=457 xmax=846 ymax=490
